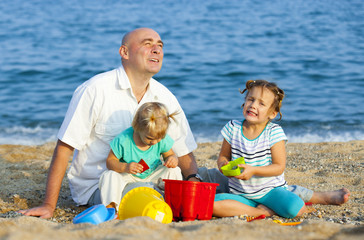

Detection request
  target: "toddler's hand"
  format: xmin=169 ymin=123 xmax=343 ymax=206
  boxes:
xmin=164 ymin=155 xmax=178 ymax=168
xmin=235 ymin=164 xmax=254 ymax=180
xmin=126 ymin=162 xmax=143 ymax=174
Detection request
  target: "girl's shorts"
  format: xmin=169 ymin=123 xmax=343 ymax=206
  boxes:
xmin=215 ymin=186 xmax=305 ymax=218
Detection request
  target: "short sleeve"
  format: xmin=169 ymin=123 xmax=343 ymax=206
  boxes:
xmin=269 ymin=124 xmax=288 ymax=147
xmin=221 ymin=120 xmax=235 ymax=145
xmin=159 ymin=134 xmax=174 ymax=153
xmin=109 ymin=132 xmax=126 ymax=161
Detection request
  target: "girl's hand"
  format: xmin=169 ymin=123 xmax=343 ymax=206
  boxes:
xmin=164 ymin=155 xmax=178 ymax=168
xmin=235 ymin=164 xmax=255 ymax=180
xmin=217 ymin=139 xmax=232 ymax=173
xmin=217 ymin=159 xmax=229 ymax=172
xmin=126 ymin=162 xmax=143 ymax=174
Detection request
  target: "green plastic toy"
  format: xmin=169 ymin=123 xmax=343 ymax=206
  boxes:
xmin=221 ymin=157 xmax=245 ymax=176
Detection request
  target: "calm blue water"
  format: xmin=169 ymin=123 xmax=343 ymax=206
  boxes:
xmin=1 ymin=0 xmax=364 ymax=145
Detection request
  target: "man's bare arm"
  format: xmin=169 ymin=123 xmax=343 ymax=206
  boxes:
xmin=18 ymin=140 xmax=74 ymax=218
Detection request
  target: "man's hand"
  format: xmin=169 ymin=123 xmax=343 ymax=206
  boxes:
xmin=18 ymin=203 xmax=55 ymax=219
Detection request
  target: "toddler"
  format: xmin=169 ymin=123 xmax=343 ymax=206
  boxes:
xmin=99 ymin=102 xmax=182 ymax=210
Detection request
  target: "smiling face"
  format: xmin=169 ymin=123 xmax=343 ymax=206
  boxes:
xmin=243 ymin=86 xmax=278 ymax=125
xmin=120 ymin=28 xmax=164 ymax=77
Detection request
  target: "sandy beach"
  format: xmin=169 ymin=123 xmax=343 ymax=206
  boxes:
xmin=0 ymin=140 xmax=363 ymax=239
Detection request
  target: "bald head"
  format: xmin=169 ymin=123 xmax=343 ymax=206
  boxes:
xmin=122 ymin=28 xmax=162 ymax=46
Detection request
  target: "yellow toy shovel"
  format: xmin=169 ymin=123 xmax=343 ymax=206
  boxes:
xmin=273 ymin=219 xmax=302 ymax=226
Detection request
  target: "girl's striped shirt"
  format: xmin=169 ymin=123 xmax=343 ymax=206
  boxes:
xmin=221 ymin=120 xmax=288 ymax=199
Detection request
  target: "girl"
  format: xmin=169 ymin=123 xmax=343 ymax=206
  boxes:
xmin=99 ymin=102 xmax=182 ymax=210
xmin=213 ymin=80 xmax=306 ymax=219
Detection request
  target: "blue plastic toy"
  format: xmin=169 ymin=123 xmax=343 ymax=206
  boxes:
xmin=73 ymin=204 xmax=115 ymax=225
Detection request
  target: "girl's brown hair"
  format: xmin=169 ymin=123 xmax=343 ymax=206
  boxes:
xmin=240 ymin=80 xmax=285 ymax=121
xmin=132 ymin=102 xmax=178 ymax=139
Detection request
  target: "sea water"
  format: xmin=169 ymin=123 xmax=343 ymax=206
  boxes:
xmin=1 ymin=0 xmax=363 ymax=145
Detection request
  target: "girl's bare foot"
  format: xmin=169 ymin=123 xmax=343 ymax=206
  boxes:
xmin=310 ymin=188 xmax=350 ymax=205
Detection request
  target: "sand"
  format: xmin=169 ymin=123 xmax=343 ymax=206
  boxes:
xmin=0 ymin=140 xmax=363 ymax=239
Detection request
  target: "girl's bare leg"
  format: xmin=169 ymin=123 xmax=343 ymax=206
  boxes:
xmin=213 ymin=200 xmax=274 ymax=217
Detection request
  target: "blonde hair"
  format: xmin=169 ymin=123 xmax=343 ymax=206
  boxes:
xmin=240 ymin=80 xmax=285 ymax=121
xmin=132 ymin=102 xmax=178 ymax=139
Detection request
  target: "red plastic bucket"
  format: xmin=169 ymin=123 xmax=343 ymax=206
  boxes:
xmin=163 ymin=179 xmax=219 ymax=221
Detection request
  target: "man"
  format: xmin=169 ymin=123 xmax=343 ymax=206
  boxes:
xmin=20 ymin=28 xmax=349 ymax=219
xmin=19 ymin=28 xmax=200 ymax=218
